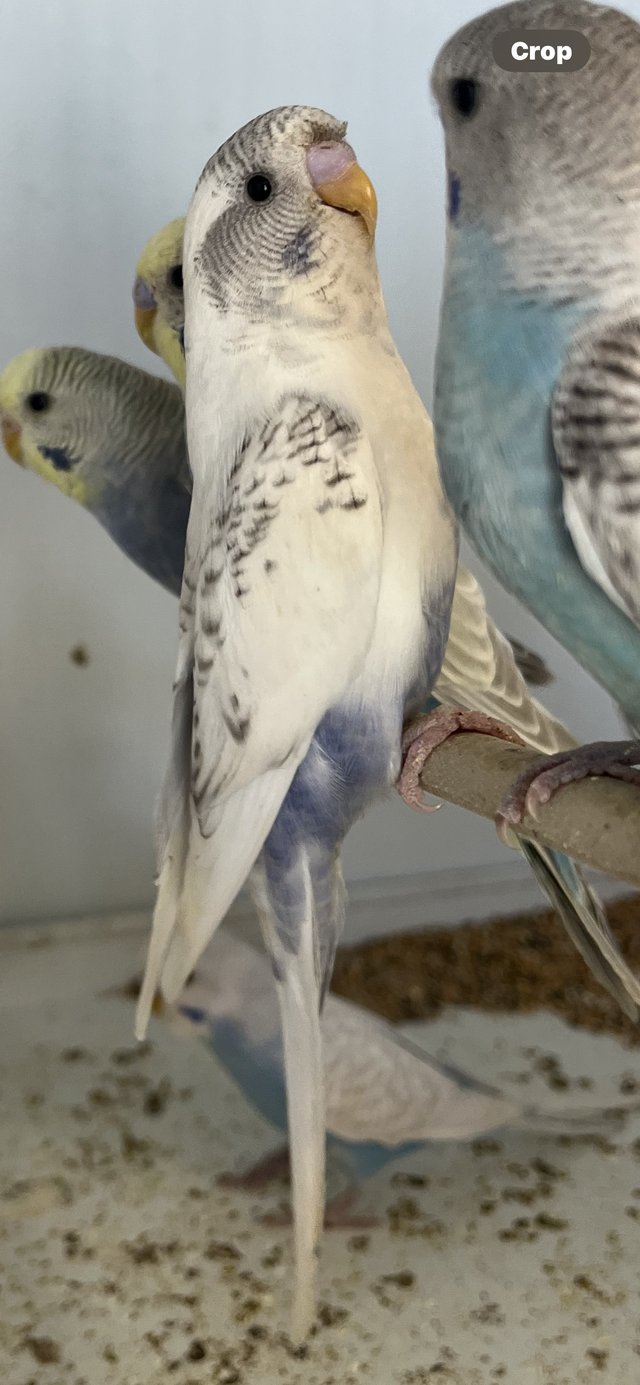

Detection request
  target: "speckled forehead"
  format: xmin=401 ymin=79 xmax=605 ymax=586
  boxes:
xmin=2 ymin=348 xmax=80 ymax=403
xmin=196 ymin=105 xmax=348 ymax=190
xmin=1 ymin=349 xmax=151 ymax=415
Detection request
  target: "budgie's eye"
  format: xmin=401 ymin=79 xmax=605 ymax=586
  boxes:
xmin=26 ymin=391 xmax=50 ymax=413
xmin=169 ymin=264 xmax=183 ymax=290
xmin=246 ymin=174 xmax=272 ymax=203
xmin=450 ymin=78 xmax=479 ymax=118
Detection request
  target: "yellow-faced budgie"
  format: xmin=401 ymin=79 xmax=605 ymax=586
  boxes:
xmin=0 ymin=347 xmax=188 ymax=593
xmin=133 ymin=217 xmax=186 ymax=388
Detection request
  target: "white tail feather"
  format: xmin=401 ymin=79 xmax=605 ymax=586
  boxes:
xmin=253 ymin=857 xmax=325 ymax=1344
xmin=136 ymin=849 xmax=185 ymax=1039
xmin=278 ymin=949 xmax=325 ymax=1343
xmin=135 ymin=759 xmax=299 ymax=1037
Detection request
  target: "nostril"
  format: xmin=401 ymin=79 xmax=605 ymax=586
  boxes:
xmin=133 ymin=275 xmax=157 ymax=311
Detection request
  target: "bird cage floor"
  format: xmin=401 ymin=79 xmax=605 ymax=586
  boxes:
xmin=1 ymin=913 xmax=639 ymax=1385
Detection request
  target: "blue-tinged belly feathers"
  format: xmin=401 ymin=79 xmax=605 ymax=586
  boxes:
xmin=435 ymin=227 xmax=640 ymax=719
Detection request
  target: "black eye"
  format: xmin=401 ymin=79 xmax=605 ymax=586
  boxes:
xmin=450 ymin=78 xmax=479 ymax=118
xmin=26 ymin=391 xmax=50 ymax=413
xmin=169 ymin=264 xmax=183 ymax=290
xmin=246 ymin=174 xmax=272 ymax=203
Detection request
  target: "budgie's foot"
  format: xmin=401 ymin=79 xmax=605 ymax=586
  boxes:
xmin=397 ymin=708 xmax=525 ymax=812
xmin=217 ymin=1145 xmax=290 ymax=1191
xmin=261 ymin=1185 xmax=379 ymax=1230
xmin=497 ymin=739 xmax=640 ymax=835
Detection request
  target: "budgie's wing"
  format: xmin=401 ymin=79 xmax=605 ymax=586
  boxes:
xmin=553 ymin=315 xmax=640 ymax=630
xmin=322 ymin=993 xmax=523 ymax=1143
xmin=517 ymin=839 xmax=640 ymax=1019
xmin=138 ymin=394 xmax=383 ymax=1028
xmin=434 ymin=564 xmax=573 ymax=752
xmin=432 ymin=565 xmax=640 ymax=1021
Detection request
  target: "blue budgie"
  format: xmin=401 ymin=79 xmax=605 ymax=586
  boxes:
xmin=139 ymin=930 xmax=629 ymax=1223
xmin=432 ymin=0 xmax=640 ymax=820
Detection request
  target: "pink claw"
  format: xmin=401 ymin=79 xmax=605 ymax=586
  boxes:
xmin=397 ymin=707 xmax=524 ymax=815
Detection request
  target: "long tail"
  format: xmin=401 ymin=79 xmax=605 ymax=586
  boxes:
xmin=518 ymin=839 xmax=640 ymax=1022
xmin=251 ymin=849 xmax=345 ymax=1343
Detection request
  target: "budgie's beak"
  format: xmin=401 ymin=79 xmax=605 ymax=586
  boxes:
xmin=1 ymin=415 xmax=23 ymax=465
xmin=308 ymin=143 xmax=378 ymax=239
xmin=135 ymin=307 xmax=157 ymax=350
xmin=133 ymin=276 xmax=158 ymax=353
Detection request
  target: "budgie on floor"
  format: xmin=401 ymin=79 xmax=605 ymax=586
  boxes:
xmin=432 ymin=0 xmax=640 ymax=818
xmin=141 ymin=930 xmax=630 ymax=1221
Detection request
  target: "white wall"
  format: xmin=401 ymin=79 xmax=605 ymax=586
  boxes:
xmin=0 ymin=0 xmax=624 ymax=923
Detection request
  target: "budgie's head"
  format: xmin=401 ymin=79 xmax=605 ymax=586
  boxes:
xmin=185 ymin=105 xmax=380 ymax=334
xmin=180 ymin=936 xmax=281 ymax=1049
xmin=432 ymin=1 xmax=640 ymax=244
xmin=0 ymin=346 xmax=181 ymax=510
xmin=134 ymin=217 xmax=186 ymax=388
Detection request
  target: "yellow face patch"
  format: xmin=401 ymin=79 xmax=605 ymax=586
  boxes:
xmin=16 ymin=432 xmax=89 ymax=504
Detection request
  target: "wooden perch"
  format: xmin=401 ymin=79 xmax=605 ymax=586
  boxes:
xmin=418 ymin=733 xmax=640 ymax=887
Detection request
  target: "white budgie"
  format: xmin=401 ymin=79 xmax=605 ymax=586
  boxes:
xmin=134 ymin=105 xmax=457 ymax=1339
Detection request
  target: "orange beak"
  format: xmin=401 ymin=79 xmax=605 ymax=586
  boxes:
xmin=1 ymin=415 xmax=24 ymax=464
xmin=134 ymin=306 xmax=158 ymax=353
xmin=315 ymin=161 xmax=378 ymax=240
